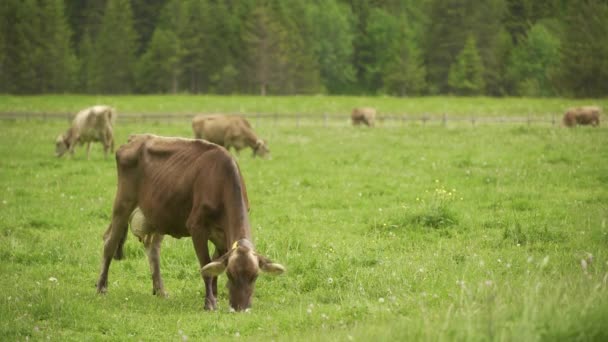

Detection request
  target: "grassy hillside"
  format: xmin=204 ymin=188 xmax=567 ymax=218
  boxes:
xmin=0 ymin=94 xmax=607 ymax=117
xmin=0 ymin=109 xmax=606 ymax=340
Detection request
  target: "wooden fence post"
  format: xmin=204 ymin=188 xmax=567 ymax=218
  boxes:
xmin=442 ymin=113 xmax=447 ymax=127
xmin=324 ymin=113 xmax=328 ymax=128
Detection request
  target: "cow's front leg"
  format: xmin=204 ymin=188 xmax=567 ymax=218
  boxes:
xmin=97 ymin=200 xmax=135 ymax=294
xmin=144 ymin=233 xmax=167 ymax=297
xmin=191 ymin=232 xmax=216 ymax=310
xmin=86 ymin=142 xmax=91 ymax=160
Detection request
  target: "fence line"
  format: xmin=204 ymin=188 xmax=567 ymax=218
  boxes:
xmin=0 ymin=111 xmax=561 ymax=127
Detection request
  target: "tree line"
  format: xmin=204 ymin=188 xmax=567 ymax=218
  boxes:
xmin=0 ymin=0 xmax=607 ymax=97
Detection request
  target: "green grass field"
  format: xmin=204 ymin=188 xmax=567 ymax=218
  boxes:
xmin=0 ymin=96 xmax=607 ymax=341
xmin=1 ymin=94 xmax=607 ymax=118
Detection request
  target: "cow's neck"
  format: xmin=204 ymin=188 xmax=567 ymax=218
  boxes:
xmin=242 ymin=128 xmax=259 ymax=149
xmin=223 ymin=158 xmax=253 ymax=250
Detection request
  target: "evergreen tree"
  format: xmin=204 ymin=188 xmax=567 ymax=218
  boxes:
xmin=362 ymin=8 xmax=401 ymax=93
xmin=79 ymin=31 xmax=100 ymax=92
xmin=177 ymin=0 xmax=208 ymax=93
xmin=131 ymin=0 xmax=168 ymax=54
xmin=135 ymin=28 xmax=180 ymax=93
xmin=38 ymin=0 xmax=78 ymax=93
xmin=94 ymin=0 xmax=138 ymax=93
xmin=308 ymin=0 xmax=355 ymax=94
xmin=205 ymin=0 xmax=239 ymax=94
xmin=0 ymin=0 xmax=42 ymax=93
xmin=383 ymin=17 xmax=427 ymax=96
xmin=275 ymin=0 xmax=321 ymax=94
xmin=506 ymin=23 xmax=560 ymax=96
xmin=242 ymin=4 xmax=285 ymax=95
xmin=448 ymin=35 xmax=484 ymax=95
xmin=559 ymin=0 xmax=608 ymax=97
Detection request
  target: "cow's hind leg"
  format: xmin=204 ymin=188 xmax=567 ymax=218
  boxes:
xmin=97 ymin=197 xmax=136 ymax=294
xmin=144 ymin=233 xmax=167 ymax=297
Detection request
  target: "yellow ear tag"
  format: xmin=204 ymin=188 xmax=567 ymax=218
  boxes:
xmin=232 ymin=241 xmax=239 ymax=250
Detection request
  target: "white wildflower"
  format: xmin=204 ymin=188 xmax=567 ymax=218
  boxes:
xmin=540 ymin=256 xmax=550 ymax=268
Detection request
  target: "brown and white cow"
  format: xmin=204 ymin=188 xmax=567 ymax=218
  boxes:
xmin=351 ymin=107 xmax=376 ymax=127
xmin=55 ymin=105 xmax=116 ymax=159
xmin=562 ymin=106 xmax=601 ymax=127
xmin=192 ymin=114 xmax=270 ymax=158
xmin=96 ymin=134 xmax=284 ymax=311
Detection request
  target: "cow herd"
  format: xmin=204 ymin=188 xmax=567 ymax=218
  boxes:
xmin=54 ymin=104 xmax=601 ymax=311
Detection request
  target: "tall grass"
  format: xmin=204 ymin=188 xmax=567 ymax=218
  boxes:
xmin=0 ymin=110 xmax=606 ymax=340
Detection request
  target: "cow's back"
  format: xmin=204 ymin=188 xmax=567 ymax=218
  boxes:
xmin=117 ymin=134 xmax=238 ymax=237
xmin=73 ymin=106 xmax=114 ymax=141
xmin=193 ymin=115 xmax=248 ymax=146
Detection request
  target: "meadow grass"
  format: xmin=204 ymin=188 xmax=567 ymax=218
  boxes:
xmin=1 ymin=94 xmax=607 ymax=118
xmin=0 ymin=108 xmax=607 ymax=340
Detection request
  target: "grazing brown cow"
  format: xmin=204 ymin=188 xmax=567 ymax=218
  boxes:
xmin=55 ymin=105 xmax=116 ymax=159
xmin=562 ymin=106 xmax=601 ymax=127
xmin=97 ymin=134 xmax=285 ymax=311
xmin=351 ymin=107 xmax=376 ymax=127
xmin=192 ymin=114 xmax=270 ymax=158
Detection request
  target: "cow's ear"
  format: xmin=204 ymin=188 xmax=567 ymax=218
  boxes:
xmin=258 ymin=256 xmax=285 ymax=275
xmin=201 ymin=261 xmax=227 ymax=276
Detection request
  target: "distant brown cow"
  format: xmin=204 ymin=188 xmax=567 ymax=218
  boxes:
xmin=562 ymin=106 xmax=601 ymax=127
xmin=55 ymin=105 xmax=116 ymax=159
xmin=192 ymin=114 xmax=270 ymax=158
xmin=97 ymin=134 xmax=284 ymax=311
xmin=351 ymin=107 xmax=376 ymax=127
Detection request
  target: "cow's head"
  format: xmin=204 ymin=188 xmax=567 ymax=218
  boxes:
xmin=201 ymin=239 xmax=284 ymax=311
xmin=55 ymin=133 xmax=70 ymax=157
xmin=253 ymin=139 xmax=270 ymax=159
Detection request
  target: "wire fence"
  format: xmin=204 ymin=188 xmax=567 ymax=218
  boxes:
xmin=0 ymin=111 xmax=563 ymax=127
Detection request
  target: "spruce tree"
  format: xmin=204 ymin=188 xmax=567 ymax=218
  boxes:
xmin=308 ymin=0 xmax=355 ymax=94
xmin=95 ymin=0 xmax=138 ymax=93
xmin=242 ymin=4 xmax=285 ymax=95
xmin=39 ymin=0 xmax=77 ymax=93
xmin=559 ymin=0 xmax=608 ymax=97
xmin=136 ymin=28 xmax=179 ymax=93
xmin=383 ymin=18 xmax=427 ymax=96
xmin=448 ymin=35 xmax=485 ymax=95
xmin=506 ymin=23 xmax=560 ymax=96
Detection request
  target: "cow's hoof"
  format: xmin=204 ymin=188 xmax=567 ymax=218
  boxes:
xmin=113 ymin=249 xmax=124 ymax=260
xmin=96 ymin=286 xmax=107 ymax=294
xmin=153 ymin=289 xmax=168 ymax=298
xmin=204 ymin=298 xmax=217 ymax=311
